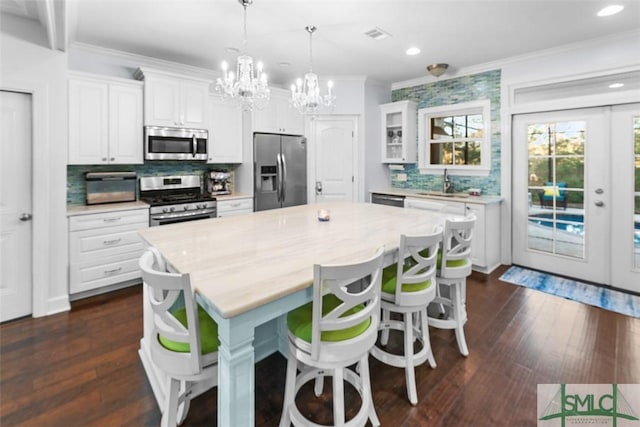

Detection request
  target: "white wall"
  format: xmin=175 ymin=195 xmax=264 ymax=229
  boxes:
xmin=1 ymin=13 xmax=70 ymax=316
xmin=364 ymin=79 xmax=391 ymax=201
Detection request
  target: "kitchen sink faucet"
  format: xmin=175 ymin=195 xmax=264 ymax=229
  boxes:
xmin=443 ymin=168 xmax=453 ymax=193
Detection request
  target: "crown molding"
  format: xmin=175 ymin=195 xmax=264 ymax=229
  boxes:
xmin=68 ymin=42 xmax=220 ymax=81
xmin=392 ymin=29 xmax=640 ymax=91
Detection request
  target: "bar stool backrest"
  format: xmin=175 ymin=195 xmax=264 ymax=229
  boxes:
xmin=440 ymin=215 xmax=476 ymax=279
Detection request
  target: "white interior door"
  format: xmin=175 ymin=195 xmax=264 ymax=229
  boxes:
xmin=1 ymin=90 xmax=33 ymax=321
xmin=512 ymin=107 xmax=610 ymax=284
xmin=610 ymin=103 xmax=640 ymax=292
xmin=312 ymin=117 xmax=356 ymax=203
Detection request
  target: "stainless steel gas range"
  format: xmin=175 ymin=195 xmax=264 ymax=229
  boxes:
xmin=139 ymin=175 xmax=216 ymax=227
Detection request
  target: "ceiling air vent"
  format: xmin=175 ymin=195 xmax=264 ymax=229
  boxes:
xmin=364 ymin=27 xmax=391 ymax=40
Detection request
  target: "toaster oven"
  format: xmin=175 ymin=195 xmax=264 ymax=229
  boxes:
xmin=85 ymin=172 xmax=137 ymax=205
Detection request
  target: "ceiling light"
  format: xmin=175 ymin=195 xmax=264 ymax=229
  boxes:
xmin=291 ymin=26 xmax=335 ymax=114
xmin=427 ymin=63 xmax=449 ymax=78
xmin=406 ymin=47 xmax=421 ymax=56
xmin=597 ymin=5 xmax=624 ymax=16
xmin=609 ymin=83 xmax=625 ymax=89
xmin=215 ymin=0 xmax=270 ymax=111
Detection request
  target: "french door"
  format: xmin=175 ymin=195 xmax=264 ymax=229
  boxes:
xmin=512 ymin=104 xmax=640 ymax=291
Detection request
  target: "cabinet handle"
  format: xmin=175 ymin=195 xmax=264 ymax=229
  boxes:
xmin=102 ymin=157 xmax=107 ymax=162
xmin=104 ymin=267 xmax=122 ymax=275
xmin=230 ymin=202 xmax=240 ymax=207
xmin=110 ymin=157 xmax=115 ymax=161
xmin=103 ymin=238 xmax=122 ymax=246
xmin=103 ymin=217 xmax=121 ymax=223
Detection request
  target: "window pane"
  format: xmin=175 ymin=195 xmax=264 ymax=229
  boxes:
xmin=467 ymin=114 xmax=484 ymax=138
xmin=431 ymin=117 xmax=452 ymax=140
xmin=430 ymin=142 xmax=453 ymax=164
xmin=454 ymin=141 xmax=481 ymax=165
xmin=556 ymin=157 xmax=584 ymax=190
xmin=528 ymin=158 xmax=550 ymax=186
xmin=453 ymin=115 xmax=467 ymax=138
xmin=555 ymin=121 xmax=585 ymax=155
xmin=528 ymin=124 xmax=553 ymax=157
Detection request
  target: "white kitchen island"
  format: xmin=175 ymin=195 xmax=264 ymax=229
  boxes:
xmin=138 ymin=202 xmax=456 ymax=427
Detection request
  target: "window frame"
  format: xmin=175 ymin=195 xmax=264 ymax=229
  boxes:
xmin=418 ymin=99 xmax=491 ymax=176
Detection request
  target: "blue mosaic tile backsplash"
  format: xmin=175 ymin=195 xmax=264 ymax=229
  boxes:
xmin=67 ymin=162 xmax=235 ymax=204
xmin=390 ymin=69 xmax=501 ymax=195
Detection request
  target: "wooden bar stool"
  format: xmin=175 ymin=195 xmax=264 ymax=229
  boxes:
xmin=427 ymin=215 xmax=475 ymax=357
xmin=279 ymin=247 xmax=385 ymax=427
xmin=370 ymin=231 xmax=441 ymax=405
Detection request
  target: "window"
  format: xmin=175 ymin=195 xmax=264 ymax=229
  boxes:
xmin=418 ymin=100 xmax=491 ymax=174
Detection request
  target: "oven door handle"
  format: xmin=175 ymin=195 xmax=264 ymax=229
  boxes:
xmin=192 ymin=134 xmax=197 ymax=158
xmin=151 ymin=208 xmax=217 ymax=220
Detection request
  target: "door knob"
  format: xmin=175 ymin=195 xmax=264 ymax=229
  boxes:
xmin=19 ymin=213 xmax=32 ymax=221
xmin=594 ymin=201 xmax=604 ymax=207
xmin=595 ymin=188 xmax=604 ymax=194
xmin=315 ymin=181 xmax=323 ymax=194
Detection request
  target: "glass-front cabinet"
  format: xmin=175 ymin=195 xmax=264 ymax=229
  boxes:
xmin=380 ymin=100 xmax=417 ymax=163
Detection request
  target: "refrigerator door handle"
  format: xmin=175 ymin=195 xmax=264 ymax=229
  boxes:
xmin=276 ymin=153 xmax=282 ymax=203
xmin=281 ymin=152 xmax=287 ymax=204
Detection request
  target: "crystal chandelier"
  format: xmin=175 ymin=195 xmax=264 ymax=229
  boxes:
xmin=290 ymin=26 xmax=335 ymax=114
xmin=216 ymin=0 xmax=269 ymax=111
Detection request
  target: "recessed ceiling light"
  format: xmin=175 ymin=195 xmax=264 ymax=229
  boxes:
xmin=597 ymin=5 xmax=624 ymax=16
xmin=609 ymin=83 xmax=625 ymax=89
xmin=406 ymin=47 xmax=421 ymax=56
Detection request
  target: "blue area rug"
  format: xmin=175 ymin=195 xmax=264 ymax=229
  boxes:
xmin=500 ymin=266 xmax=640 ymax=319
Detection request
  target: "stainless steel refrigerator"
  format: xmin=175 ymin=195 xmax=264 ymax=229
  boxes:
xmin=254 ymin=133 xmax=307 ymax=211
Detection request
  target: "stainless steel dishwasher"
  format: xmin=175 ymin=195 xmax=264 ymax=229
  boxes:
xmin=371 ymin=193 xmax=406 ymax=207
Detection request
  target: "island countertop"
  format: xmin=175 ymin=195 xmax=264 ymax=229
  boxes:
xmin=138 ymin=201 xmax=453 ymax=318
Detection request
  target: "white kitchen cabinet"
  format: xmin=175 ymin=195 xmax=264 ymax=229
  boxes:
xmin=217 ymin=197 xmax=253 ymax=218
xmin=69 ymin=208 xmax=149 ymax=296
xmin=252 ymin=87 xmax=303 ymax=135
xmin=207 ymin=95 xmax=243 ymax=163
xmin=404 ymin=197 xmax=500 ymax=273
xmin=380 ymin=100 xmax=417 ymax=163
xmin=135 ymin=67 xmax=211 ymax=129
xmin=68 ymin=73 xmax=143 ymax=165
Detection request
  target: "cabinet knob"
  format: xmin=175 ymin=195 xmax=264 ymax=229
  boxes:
xmin=110 ymin=157 xmax=115 ymax=161
xmin=102 ymin=157 xmax=107 ymax=162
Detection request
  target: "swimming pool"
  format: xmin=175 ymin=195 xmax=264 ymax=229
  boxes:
xmin=529 ymin=213 xmax=640 ymax=245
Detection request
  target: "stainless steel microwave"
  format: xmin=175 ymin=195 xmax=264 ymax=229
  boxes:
xmin=144 ymin=126 xmax=208 ymax=160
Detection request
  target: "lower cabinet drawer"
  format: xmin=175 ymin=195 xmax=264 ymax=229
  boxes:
xmin=70 ymin=223 xmax=147 ymax=261
xmin=217 ymin=198 xmax=253 ymax=217
xmin=70 ymin=252 xmax=143 ymax=294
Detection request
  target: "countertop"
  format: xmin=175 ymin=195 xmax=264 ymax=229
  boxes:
xmin=370 ymin=188 xmax=503 ymax=205
xmin=66 ymin=193 xmax=254 ymax=216
xmin=67 ymin=200 xmax=150 ymax=216
xmin=138 ymin=202 xmax=454 ymax=318
xmin=215 ymin=192 xmax=253 ymax=201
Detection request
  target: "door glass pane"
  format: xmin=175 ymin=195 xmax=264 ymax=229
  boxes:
xmin=526 ymin=121 xmax=586 ymax=259
xmin=634 ymin=117 xmax=640 ymax=269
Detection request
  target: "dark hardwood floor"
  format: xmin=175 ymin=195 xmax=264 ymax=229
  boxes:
xmin=2 ymin=265 xmax=639 ymax=426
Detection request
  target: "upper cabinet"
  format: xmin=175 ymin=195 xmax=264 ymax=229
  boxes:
xmin=380 ymin=100 xmax=417 ymax=163
xmin=252 ymin=87 xmax=303 ymax=135
xmin=68 ymin=72 xmax=143 ymax=165
xmin=135 ymin=67 xmax=211 ymax=129
xmin=207 ymin=95 xmax=243 ymax=163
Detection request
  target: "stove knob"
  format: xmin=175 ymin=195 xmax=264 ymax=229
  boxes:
xmin=169 ymin=207 xmax=175 ymax=212
xmin=184 ymin=206 xmax=189 ymax=211
xmin=198 ymin=204 xmax=205 ymax=209
xmin=162 ymin=208 xmax=169 ymax=213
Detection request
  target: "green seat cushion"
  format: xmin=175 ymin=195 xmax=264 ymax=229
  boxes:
xmin=381 ymin=264 xmax=432 ymax=294
xmin=287 ymin=294 xmax=371 ymax=343
xmin=436 ymin=251 xmax=468 ymax=269
xmin=158 ymin=305 xmax=219 ymax=354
